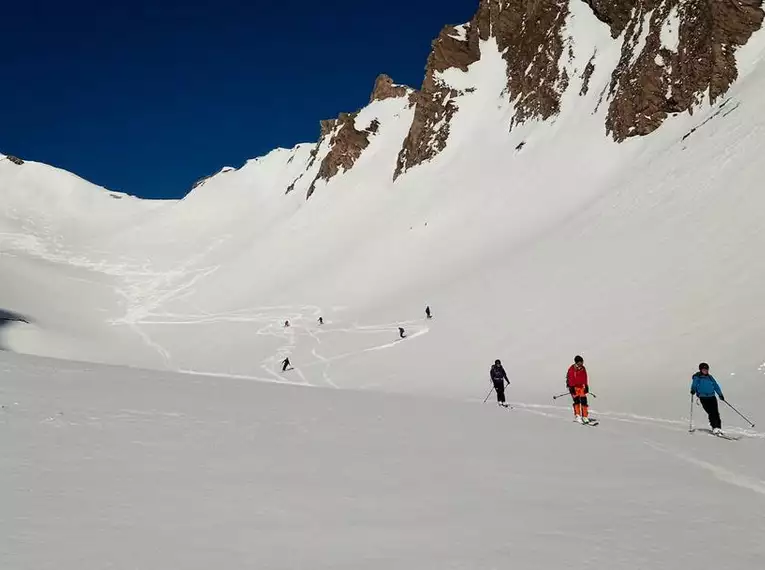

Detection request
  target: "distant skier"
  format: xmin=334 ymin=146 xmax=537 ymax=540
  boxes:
xmin=284 ymin=320 xmax=290 ymax=328
xmin=398 ymin=327 xmax=406 ymax=339
xmin=490 ymin=359 xmax=510 ymax=407
xmin=691 ymin=362 xmax=725 ymax=435
xmin=281 ymin=357 xmax=291 ymax=372
xmin=566 ymin=355 xmax=591 ymax=424
xmin=425 ymin=306 xmax=432 ymax=319
xmin=318 ymin=317 xmax=323 ymax=325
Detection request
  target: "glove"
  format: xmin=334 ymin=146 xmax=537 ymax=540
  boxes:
xmin=719 ymin=394 xmax=725 ymax=401
xmin=568 ymin=385 xmax=576 ymax=396
xmin=690 ymin=390 xmax=696 ymax=396
xmin=585 ymin=385 xmax=589 ymax=394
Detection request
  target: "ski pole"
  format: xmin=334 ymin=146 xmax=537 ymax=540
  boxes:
xmin=483 ymin=386 xmax=495 ymax=403
xmin=722 ymin=400 xmax=755 ymax=428
xmin=688 ymin=395 xmax=694 ymax=432
xmin=552 ymin=392 xmax=570 ymax=400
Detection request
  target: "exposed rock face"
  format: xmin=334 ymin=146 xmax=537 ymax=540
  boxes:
xmin=395 ymin=23 xmax=482 ymax=178
xmin=396 ymin=1 xmax=574 ymax=178
xmin=584 ymin=0 xmax=637 ymax=37
xmin=392 ymin=0 xmax=763 ymax=177
xmin=370 ymin=74 xmax=409 ymax=103
xmin=476 ymin=0 xmax=572 ymax=127
xmin=307 ymin=113 xmax=381 ymax=198
xmin=605 ymin=0 xmax=764 ymax=141
xmin=286 ymin=118 xmax=339 ymax=194
xmin=282 ymin=0 xmax=764 ymax=193
xmin=5 ymin=155 xmax=24 ymax=165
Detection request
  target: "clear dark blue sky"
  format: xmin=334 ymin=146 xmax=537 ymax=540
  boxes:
xmin=2 ymin=0 xmax=476 ymax=199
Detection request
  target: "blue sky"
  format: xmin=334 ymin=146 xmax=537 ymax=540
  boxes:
xmin=2 ymin=0 xmax=476 ymax=199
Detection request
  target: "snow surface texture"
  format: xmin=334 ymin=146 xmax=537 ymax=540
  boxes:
xmin=2 ymin=352 xmax=764 ymax=569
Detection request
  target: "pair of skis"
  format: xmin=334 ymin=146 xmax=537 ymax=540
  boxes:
xmin=577 ymin=418 xmax=599 ymax=427
xmin=689 ymin=427 xmax=741 ymax=441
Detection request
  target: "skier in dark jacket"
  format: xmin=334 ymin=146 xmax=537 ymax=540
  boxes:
xmin=425 ymin=306 xmax=432 ymax=319
xmin=281 ymin=357 xmax=291 ymax=372
xmin=490 ymin=359 xmax=509 ymax=407
xmin=691 ymin=362 xmax=725 ymax=434
xmin=398 ymin=327 xmax=406 ymax=339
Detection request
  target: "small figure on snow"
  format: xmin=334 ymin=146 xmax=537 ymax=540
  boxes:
xmin=425 ymin=306 xmax=432 ymax=319
xmin=284 ymin=320 xmax=290 ymax=328
xmin=490 ymin=359 xmax=510 ymax=407
xmin=567 ymin=355 xmax=591 ymax=424
xmin=281 ymin=357 xmax=291 ymax=372
xmin=691 ymin=362 xmax=725 ymax=435
xmin=318 ymin=317 xmax=324 ymax=325
xmin=398 ymin=327 xmax=406 ymax=339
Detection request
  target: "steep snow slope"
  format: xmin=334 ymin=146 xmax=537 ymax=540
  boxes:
xmin=2 ymin=351 xmax=764 ymax=570
xmin=2 ymin=12 xmax=765 ymax=424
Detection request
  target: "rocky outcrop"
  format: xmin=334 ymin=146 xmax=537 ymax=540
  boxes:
xmin=395 ymin=23 xmax=482 ymax=178
xmin=283 ymin=0 xmax=764 ymax=191
xmin=393 ymin=0 xmax=763 ymax=177
xmin=396 ymin=1 xmax=575 ymax=178
xmin=584 ymin=0 xmax=637 ymax=37
xmin=307 ymin=113 xmax=380 ymax=198
xmin=5 ymin=155 xmax=24 ymax=165
xmin=370 ymin=74 xmax=409 ymax=103
xmin=478 ymin=0 xmax=572 ymax=128
xmin=605 ymin=0 xmax=764 ymax=141
xmin=286 ymin=119 xmax=338 ymax=194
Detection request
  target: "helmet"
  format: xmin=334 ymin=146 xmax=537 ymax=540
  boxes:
xmin=495 ymin=359 xmax=501 ymax=366
xmin=699 ymin=362 xmax=710 ymax=371
xmin=574 ymin=355 xmax=584 ymax=363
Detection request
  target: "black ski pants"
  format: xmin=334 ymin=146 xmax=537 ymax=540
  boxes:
xmin=699 ymin=396 xmax=721 ymax=430
xmin=493 ymin=379 xmax=506 ymax=403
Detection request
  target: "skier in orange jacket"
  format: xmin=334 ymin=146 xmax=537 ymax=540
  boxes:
xmin=566 ymin=355 xmax=591 ymax=424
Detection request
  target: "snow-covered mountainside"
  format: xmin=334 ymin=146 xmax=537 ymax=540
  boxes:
xmin=3 ymin=2 xmax=765 ymax=568
xmin=2 ymin=0 xmax=765 ymax=418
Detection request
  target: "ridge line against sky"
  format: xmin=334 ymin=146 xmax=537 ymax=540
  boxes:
xmin=2 ymin=0 xmax=477 ymax=200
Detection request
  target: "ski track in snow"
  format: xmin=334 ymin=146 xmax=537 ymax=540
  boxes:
xmin=644 ymin=441 xmax=765 ymax=497
xmin=47 ymin=244 xmax=436 ymax=390
xmin=505 ymin=401 xmax=765 ymax=498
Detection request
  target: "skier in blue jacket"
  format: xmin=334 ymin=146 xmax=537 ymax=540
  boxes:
xmin=690 ymin=362 xmax=725 ymax=434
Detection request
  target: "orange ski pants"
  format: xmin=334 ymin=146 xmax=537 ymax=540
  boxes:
xmin=571 ymin=385 xmax=589 ymax=418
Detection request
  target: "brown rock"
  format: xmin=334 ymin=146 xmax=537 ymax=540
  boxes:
xmin=307 ymin=113 xmax=378 ymax=198
xmin=370 ymin=74 xmax=409 ymax=103
xmin=605 ymin=0 xmax=763 ymax=141
xmin=580 ymin=54 xmax=597 ymax=97
xmin=583 ymin=0 xmax=638 ymax=37
xmin=395 ymin=22 xmax=482 ymax=178
xmin=5 ymin=155 xmax=24 ymax=165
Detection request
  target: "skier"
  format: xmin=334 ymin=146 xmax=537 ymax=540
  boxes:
xmin=691 ymin=362 xmax=725 ymax=435
xmin=284 ymin=320 xmax=290 ymax=328
xmin=318 ymin=317 xmax=323 ymax=325
xmin=490 ymin=359 xmax=510 ymax=407
xmin=425 ymin=306 xmax=432 ymax=319
xmin=398 ymin=327 xmax=406 ymax=339
xmin=566 ymin=355 xmax=591 ymax=424
xmin=281 ymin=357 xmax=291 ymax=372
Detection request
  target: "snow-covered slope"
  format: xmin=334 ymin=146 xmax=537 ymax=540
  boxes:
xmin=2 ymin=2 xmax=765 ymax=418
xmin=2 ymin=351 xmax=764 ymax=569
